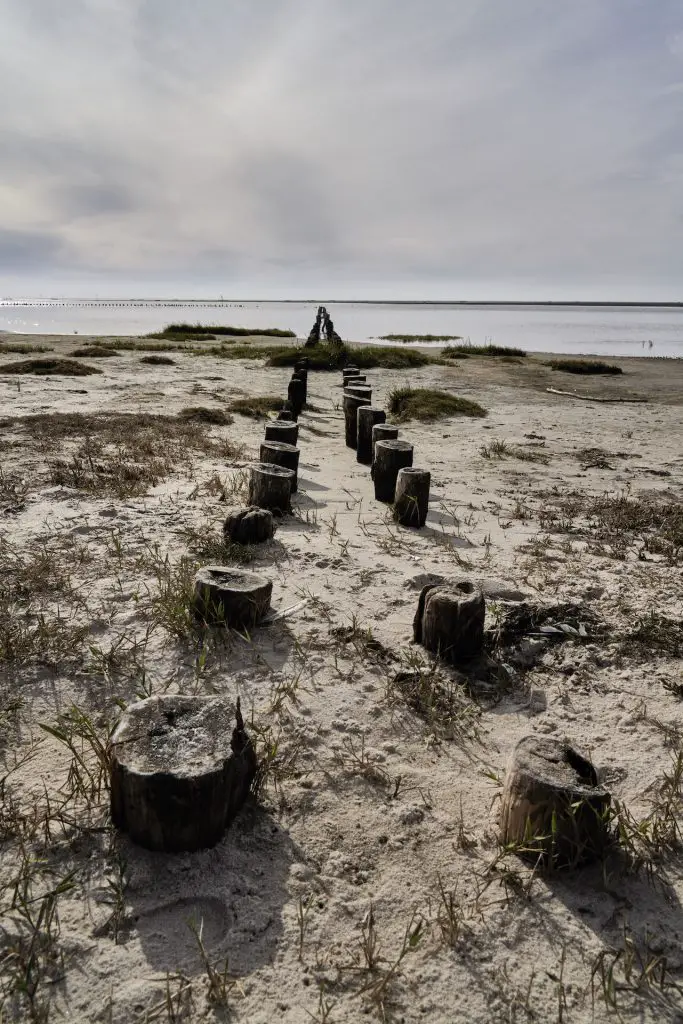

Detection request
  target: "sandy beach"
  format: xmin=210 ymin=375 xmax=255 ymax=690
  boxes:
xmin=1 ymin=335 xmax=682 ymax=1023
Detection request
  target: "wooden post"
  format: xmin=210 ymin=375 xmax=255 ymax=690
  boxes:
xmin=343 ymin=393 xmax=371 ymax=448
xmin=223 ymin=506 xmax=274 ymax=544
xmin=345 ymin=384 xmax=372 ymax=402
xmin=371 ymin=424 xmax=399 ymax=470
xmin=344 ymin=374 xmax=367 ymax=385
xmin=259 ymin=440 xmax=300 ymax=492
xmin=373 ymin=439 xmax=413 ymax=502
xmin=342 ymin=366 xmax=360 ymax=381
xmin=193 ymin=566 xmax=273 ymax=627
xmin=356 ymin=406 xmax=386 ymax=464
xmin=412 ymin=580 xmax=484 ymax=662
xmin=292 ymin=368 xmax=308 ymax=403
xmin=265 ymin=421 xmax=299 ymax=446
xmin=110 ymin=695 xmax=256 ymax=852
xmin=288 ymin=377 xmax=305 ymax=418
xmin=248 ymin=462 xmax=294 ymax=511
xmin=393 ymin=468 xmax=430 ymax=527
xmin=277 ymin=409 xmax=294 ymax=422
xmin=500 ymin=736 xmax=610 ymax=867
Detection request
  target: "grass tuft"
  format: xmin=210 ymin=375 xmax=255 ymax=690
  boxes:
xmin=228 ymin=395 xmax=283 ymax=418
xmin=548 ymin=358 xmax=623 ymax=375
xmin=379 ymin=333 xmax=462 ymax=343
xmin=178 ymin=406 xmax=233 ymax=425
xmin=443 ymin=343 xmax=527 ymax=358
xmin=150 ymin=322 xmax=295 ymax=339
xmin=70 ymin=346 xmax=119 ymax=357
xmin=388 ymin=386 xmax=486 ymax=421
xmin=140 ymin=354 xmax=176 ymax=366
xmin=0 ymin=358 xmax=102 ymax=376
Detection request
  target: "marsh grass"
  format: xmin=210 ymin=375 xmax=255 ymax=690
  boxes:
xmin=0 ymin=358 xmax=102 ymax=376
xmin=178 ymin=406 xmax=233 ymax=425
xmin=267 ymin=343 xmax=432 ymax=370
xmin=0 ymin=343 xmax=53 ymax=354
xmin=150 ymin=323 xmax=295 ymax=339
xmin=140 ymin=354 xmax=176 ymax=366
xmin=379 ymin=333 xmax=462 ymax=342
xmin=228 ymin=395 xmax=283 ymax=418
xmin=70 ymin=346 xmax=119 ymax=357
xmin=443 ymin=343 xmax=527 ymax=358
xmin=388 ymin=386 xmax=486 ymax=421
xmin=548 ymin=358 xmax=623 ymax=375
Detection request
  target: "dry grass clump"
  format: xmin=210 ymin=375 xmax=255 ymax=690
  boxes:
xmin=228 ymin=395 xmax=283 ymax=418
xmin=140 ymin=354 xmax=176 ymax=366
xmin=178 ymin=406 xmax=232 ymax=425
xmin=1 ymin=412 xmax=242 ymax=498
xmin=481 ymin=439 xmax=550 ymax=464
xmin=0 ymin=358 xmax=102 ymax=376
xmin=70 ymin=346 xmax=119 ymax=357
xmin=388 ymin=387 xmax=486 ymax=421
xmin=149 ymin=322 xmax=295 ymax=340
xmin=0 ymin=342 xmax=53 ymax=354
xmin=548 ymin=358 xmax=623 ymax=375
xmin=443 ymin=343 xmax=527 ymax=358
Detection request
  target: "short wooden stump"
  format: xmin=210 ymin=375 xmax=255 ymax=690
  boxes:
xmin=110 ymin=695 xmax=256 ymax=852
xmin=193 ymin=566 xmax=272 ymax=628
xmin=259 ymin=440 xmax=300 ymax=492
xmin=248 ymin=462 xmax=294 ymax=512
xmin=373 ymin=439 xmax=413 ymax=502
xmin=223 ymin=506 xmax=274 ymax=545
xmin=500 ymin=735 xmax=610 ymax=867
xmin=413 ymin=580 xmax=485 ymax=662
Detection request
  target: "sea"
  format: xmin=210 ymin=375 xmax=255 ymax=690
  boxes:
xmin=1 ymin=300 xmax=682 ymax=358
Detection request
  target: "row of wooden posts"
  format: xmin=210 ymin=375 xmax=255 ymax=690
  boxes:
xmin=109 ymin=350 xmax=610 ymax=865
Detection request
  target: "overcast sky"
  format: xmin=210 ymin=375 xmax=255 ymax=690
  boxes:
xmin=2 ymin=0 xmax=683 ymax=299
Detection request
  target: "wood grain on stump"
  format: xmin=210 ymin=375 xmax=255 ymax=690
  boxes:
xmin=356 ymin=406 xmax=386 ymax=464
xmin=393 ymin=468 xmax=430 ymax=527
xmin=413 ymin=580 xmax=484 ymax=662
xmin=248 ymin=461 xmax=294 ymax=512
xmin=193 ymin=566 xmax=273 ymax=627
xmin=259 ymin=440 xmax=300 ymax=492
xmin=223 ymin=506 xmax=274 ymax=545
xmin=500 ymin=735 xmax=610 ymax=867
xmin=264 ymin=421 xmax=299 ymax=446
xmin=343 ymin=393 xmax=371 ymax=448
xmin=110 ymin=695 xmax=256 ymax=852
xmin=288 ymin=377 xmax=305 ymax=418
xmin=373 ymin=439 xmax=413 ymax=502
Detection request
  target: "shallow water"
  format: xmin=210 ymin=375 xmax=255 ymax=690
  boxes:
xmin=1 ymin=299 xmax=682 ymax=358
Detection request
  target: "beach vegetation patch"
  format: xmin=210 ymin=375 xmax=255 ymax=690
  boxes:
xmin=178 ymin=406 xmax=233 ymax=425
xmin=70 ymin=345 xmax=119 ymax=357
xmin=0 ymin=342 xmax=54 ymax=354
xmin=266 ymin=343 xmax=432 ymax=371
xmin=0 ymin=357 xmax=102 ymax=376
xmin=140 ymin=354 xmax=176 ymax=366
xmin=548 ymin=359 xmax=622 ymax=375
xmin=228 ymin=395 xmax=283 ymax=418
xmin=150 ymin=322 xmax=295 ymax=340
xmin=443 ymin=344 xmax=527 ymax=358
xmin=379 ymin=334 xmax=462 ymax=343
xmin=388 ymin=387 xmax=486 ymax=421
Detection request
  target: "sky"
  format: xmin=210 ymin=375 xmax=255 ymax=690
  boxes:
xmin=1 ymin=0 xmax=683 ymax=300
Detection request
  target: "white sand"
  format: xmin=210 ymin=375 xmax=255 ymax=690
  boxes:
xmin=1 ymin=340 xmax=682 ymax=1022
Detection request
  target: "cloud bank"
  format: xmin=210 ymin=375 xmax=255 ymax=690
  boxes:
xmin=1 ymin=0 xmax=683 ymax=298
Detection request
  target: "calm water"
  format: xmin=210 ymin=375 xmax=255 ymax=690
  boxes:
xmin=1 ymin=299 xmax=682 ymax=358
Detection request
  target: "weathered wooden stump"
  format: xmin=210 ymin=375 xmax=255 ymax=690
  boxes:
xmin=292 ymin=369 xmax=308 ymax=402
xmin=343 ymin=393 xmax=371 ymax=448
xmin=295 ymin=357 xmax=309 ymax=371
xmin=277 ymin=409 xmax=294 ymax=422
xmin=248 ymin=461 xmax=294 ymax=512
xmin=393 ymin=468 xmax=430 ymax=527
xmin=356 ymin=406 xmax=386 ymax=464
xmin=223 ymin=506 xmax=274 ymax=545
xmin=193 ymin=566 xmax=273 ymax=627
xmin=260 ymin=440 xmax=300 ymax=491
xmin=110 ymin=695 xmax=256 ymax=852
xmin=413 ymin=580 xmax=484 ymax=662
xmin=344 ymin=374 xmax=367 ymax=385
xmin=373 ymin=439 xmax=413 ymax=502
xmin=500 ymin=735 xmax=610 ymax=867
xmin=288 ymin=377 xmax=305 ymax=417
xmin=342 ymin=366 xmax=360 ymax=381
xmin=371 ymin=424 xmax=399 ymax=472
xmin=265 ymin=421 xmax=299 ymax=446
xmin=345 ymin=384 xmax=372 ymax=401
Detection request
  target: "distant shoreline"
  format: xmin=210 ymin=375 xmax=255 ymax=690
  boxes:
xmin=2 ymin=299 xmax=683 ymax=309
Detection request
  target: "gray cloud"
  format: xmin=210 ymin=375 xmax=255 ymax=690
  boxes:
xmin=1 ymin=0 xmax=682 ymax=297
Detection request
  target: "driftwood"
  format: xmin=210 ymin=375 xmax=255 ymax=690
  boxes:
xmin=343 ymin=393 xmax=371 ymax=448
xmin=248 ymin=462 xmax=294 ymax=512
xmin=260 ymin=440 xmax=300 ymax=492
xmin=264 ymin=421 xmax=298 ymax=446
xmin=223 ymin=506 xmax=274 ymax=544
xmin=356 ymin=407 xmax=386 ymax=464
xmin=393 ymin=468 xmax=430 ymax=527
xmin=193 ymin=566 xmax=273 ymax=627
xmin=546 ymin=387 xmax=647 ymax=404
xmin=110 ymin=695 xmax=256 ymax=852
xmin=373 ymin=439 xmax=413 ymax=502
xmin=413 ymin=580 xmax=484 ymax=662
xmin=500 ymin=735 xmax=610 ymax=867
